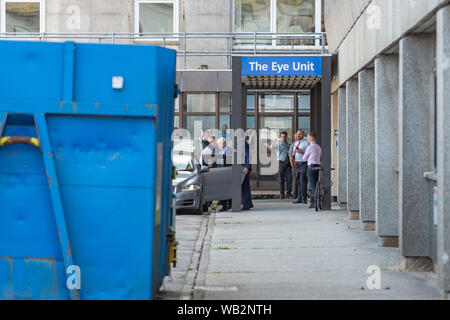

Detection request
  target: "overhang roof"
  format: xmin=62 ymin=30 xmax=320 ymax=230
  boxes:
xmin=243 ymin=74 xmax=321 ymax=89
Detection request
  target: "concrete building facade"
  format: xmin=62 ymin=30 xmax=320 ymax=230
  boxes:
xmin=325 ymin=0 xmax=450 ymax=294
xmin=1 ymin=0 xmax=449 ymax=298
xmin=0 ymin=1 xmax=334 ymax=199
xmin=0 ymin=0 xmax=329 ymax=192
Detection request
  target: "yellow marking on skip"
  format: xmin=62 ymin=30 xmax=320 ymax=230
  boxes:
xmin=30 ymin=138 xmax=40 ymax=148
xmin=0 ymin=137 xmax=8 ymax=147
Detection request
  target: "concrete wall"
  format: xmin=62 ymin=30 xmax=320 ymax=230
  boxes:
xmin=331 ymin=92 xmax=339 ymax=199
xmin=345 ymin=78 xmax=359 ymax=214
xmin=327 ymin=0 xmax=450 ymax=291
xmin=182 ymin=0 xmax=231 ymax=70
xmin=324 ymin=0 xmax=371 ymax=52
xmin=358 ymin=69 xmax=375 ymax=224
xmin=436 ymin=5 xmax=450 ymax=291
xmin=374 ymin=55 xmax=399 ymax=241
xmin=398 ymin=35 xmax=436 ymax=258
xmin=325 ymin=0 xmax=448 ymax=87
xmin=178 ymin=70 xmax=232 ymax=92
xmin=46 ymin=0 xmax=134 ymax=42
xmin=0 ymin=0 xmax=232 ymax=69
xmin=40 ymin=0 xmax=231 ymax=69
xmin=337 ymin=86 xmax=347 ymax=205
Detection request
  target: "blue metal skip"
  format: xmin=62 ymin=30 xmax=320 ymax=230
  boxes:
xmin=0 ymin=41 xmax=176 ymax=300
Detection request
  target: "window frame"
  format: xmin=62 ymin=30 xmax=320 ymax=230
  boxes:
xmin=232 ymin=0 xmax=322 ymax=47
xmin=134 ymin=0 xmax=179 ymax=42
xmin=0 ymin=0 xmax=45 ymax=34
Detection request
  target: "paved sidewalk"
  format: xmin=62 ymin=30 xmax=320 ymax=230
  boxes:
xmin=159 ymin=214 xmax=204 ymax=300
xmin=193 ymin=201 xmax=443 ymax=300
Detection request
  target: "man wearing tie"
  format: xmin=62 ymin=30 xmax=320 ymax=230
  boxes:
xmin=303 ymin=132 xmax=322 ymax=209
xmin=291 ymin=130 xmax=309 ymax=204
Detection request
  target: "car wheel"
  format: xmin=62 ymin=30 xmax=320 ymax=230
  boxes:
xmin=194 ymin=202 xmax=202 ymax=215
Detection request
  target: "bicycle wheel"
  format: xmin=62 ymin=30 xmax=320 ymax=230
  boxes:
xmin=315 ymin=180 xmax=320 ymax=212
xmin=318 ymin=191 xmax=323 ymax=210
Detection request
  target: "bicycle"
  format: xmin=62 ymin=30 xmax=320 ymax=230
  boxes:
xmin=311 ymin=167 xmax=334 ymax=212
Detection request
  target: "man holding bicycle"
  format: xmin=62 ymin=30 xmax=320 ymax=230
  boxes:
xmin=303 ymin=132 xmax=322 ymax=209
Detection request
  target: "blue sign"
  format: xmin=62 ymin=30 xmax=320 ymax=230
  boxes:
xmin=241 ymin=57 xmax=322 ymax=76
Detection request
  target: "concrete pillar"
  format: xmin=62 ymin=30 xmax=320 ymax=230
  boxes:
xmin=346 ymin=79 xmax=360 ymax=220
xmin=398 ymin=35 xmax=435 ymax=267
xmin=321 ymin=57 xmax=332 ymax=210
xmin=231 ymin=57 xmax=245 ymax=213
xmin=358 ymin=69 xmax=376 ymax=230
xmin=338 ymin=87 xmax=347 ymax=206
xmin=312 ymin=84 xmax=322 ymax=138
xmin=437 ymin=5 xmax=450 ymax=293
xmin=374 ymin=55 xmax=400 ymax=248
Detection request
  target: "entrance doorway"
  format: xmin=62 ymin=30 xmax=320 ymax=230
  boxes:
xmin=245 ymin=91 xmax=311 ymax=190
xmin=231 ymin=55 xmax=331 ymax=212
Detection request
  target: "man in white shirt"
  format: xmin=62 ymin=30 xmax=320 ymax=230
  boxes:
xmin=290 ymin=130 xmax=309 ymax=204
xmin=200 ymin=136 xmax=216 ymax=168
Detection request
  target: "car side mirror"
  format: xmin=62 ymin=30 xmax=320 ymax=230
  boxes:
xmin=200 ymin=166 xmax=210 ymax=173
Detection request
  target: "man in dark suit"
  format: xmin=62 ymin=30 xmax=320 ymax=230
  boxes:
xmin=242 ymin=137 xmax=254 ymax=211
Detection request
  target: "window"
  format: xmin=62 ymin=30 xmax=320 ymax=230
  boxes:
xmin=247 ymin=94 xmax=256 ymax=112
xmin=185 ymin=115 xmax=216 ymax=137
xmin=135 ymin=0 xmax=178 ymax=36
xmin=234 ymin=0 xmax=271 ymax=33
xmin=259 ymin=116 xmax=293 ymax=140
xmin=298 ymin=115 xmax=310 ymax=134
xmin=174 ymin=95 xmax=179 ymax=113
xmin=277 ymin=0 xmax=315 ymax=34
xmin=219 ymin=115 xmax=231 ymax=130
xmin=219 ymin=93 xmax=232 ymax=130
xmin=183 ymin=93 xmax=215 ymax=113
xmin=247 ymin=116 xmax=255 ymax=129
xmin=259 ymin=94 xmax=294 ymax=113
xmin=219 ymin=93 xmax=232 ymax=113
xmin=233 ymin=0 xmax=321 ymax=46
xmin=298 ymin=94 xmax=311 ymax=111
xmin=1 ymin=0 xmax=44 ymax=33
xmin=298 ymin=93 xmax=311 ymax=134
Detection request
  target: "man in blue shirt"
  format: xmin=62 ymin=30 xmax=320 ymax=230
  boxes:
xmin=270 ymin=131 xmax=293 ymax=199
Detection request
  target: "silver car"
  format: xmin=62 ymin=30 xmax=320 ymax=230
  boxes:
xmin=172 ymin=153 xmax=233 ymax=214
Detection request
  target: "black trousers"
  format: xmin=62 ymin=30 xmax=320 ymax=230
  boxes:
xmin=307 ymin=166 xmax=320 ymax=206
xmin=279 ymin=161 xmax=292 ymax=196
xmin=294 ymin=162 xmax=308 ymax=202
xmin=242 ymin=169 xmax=253 ymax=209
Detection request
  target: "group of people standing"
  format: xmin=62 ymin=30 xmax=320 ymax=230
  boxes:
xmin=271 ymin=130 xmax=322 ymax=209
xmin=199 ymin=125 xmax=322 ymax=211
xmin=200 ymin=125 xmax=253 ymax=212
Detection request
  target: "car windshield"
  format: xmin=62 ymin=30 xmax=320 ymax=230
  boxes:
xmin=173 ymin=154 xmax=195 ymax=172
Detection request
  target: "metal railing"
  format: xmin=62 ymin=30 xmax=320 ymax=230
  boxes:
xmin=0 ymin=32 xmax=328 ymax=69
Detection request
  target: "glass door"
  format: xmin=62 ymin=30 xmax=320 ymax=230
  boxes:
xmin=257 ymin=115 xmax=293 ymax=189
xmin=247 ymin=91 xmax=311 ymax=190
